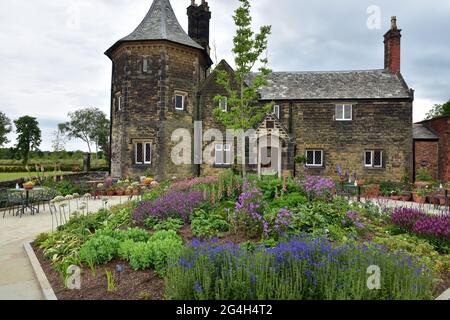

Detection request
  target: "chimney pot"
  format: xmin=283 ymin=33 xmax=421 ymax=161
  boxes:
xmin=391 ymin=16 xmax=397 ymax=30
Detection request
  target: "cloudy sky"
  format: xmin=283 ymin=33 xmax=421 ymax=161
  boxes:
xmin=1 ymin=0 xmax=449 ymax=151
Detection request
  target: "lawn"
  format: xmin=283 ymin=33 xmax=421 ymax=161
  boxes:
xmin=0 ymin=171 xmax=73 ymax=182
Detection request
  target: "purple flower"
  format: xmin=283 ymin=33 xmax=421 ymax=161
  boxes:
xmin=133 ymin=190 xmax=204 ymax=222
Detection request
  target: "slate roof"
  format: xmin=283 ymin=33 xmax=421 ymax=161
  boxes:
xmin=250 ymin=70 xmax=412 ymax=100
xmin=106 ymin=0 xmax=202 ymax=56
xmin=413 ymin=124 xmax=439 ymax=140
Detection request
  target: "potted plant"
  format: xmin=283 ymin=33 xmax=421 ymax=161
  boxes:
xmin=115 ymin=180 xmax=127 ymax=196
xmin=143 ymin=177 xmax=154 ymax=186
xmin=415 ymin=168 xmax=434 ymax=189
xmin=106 ymin=186 xmax=115 ymax=197
xmin=125 ymin=186 xmax=133 ymax=196
xmin=412 ymin=187 xmax=428 ymax=204
xmin=390 ymin=189 xmax=401 ymax=201
xmin=400 ymin=191 xmax=412 ymax=202
xmin=96 ymin=183 xmax=105 ymax=196
xmin=23 ymin=181 xmax=35 ymax=190
xmin=131 ymin=182 xmax=141 ymax=196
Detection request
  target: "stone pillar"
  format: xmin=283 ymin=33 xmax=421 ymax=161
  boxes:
xmin=83 ymin=153 xmax=91 ymax=172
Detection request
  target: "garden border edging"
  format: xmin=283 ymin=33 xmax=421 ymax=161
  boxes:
xmin=436 ymin=287 xmax=450 ymax=300
xmin=23 ymin=241 xmax=58 ymax=301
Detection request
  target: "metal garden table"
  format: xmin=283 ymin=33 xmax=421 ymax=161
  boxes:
xmin=8 ymin=187 xmax=44 ymax=217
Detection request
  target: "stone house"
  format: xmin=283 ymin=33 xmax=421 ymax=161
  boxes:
xmin=413 ymin=116 xmax=450 ymax=182
xmin=106 ymin=0 xmax=414 ymax=181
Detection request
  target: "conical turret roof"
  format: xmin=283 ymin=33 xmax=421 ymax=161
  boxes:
xmin=106 ymin=0 xmax=203 ymax=56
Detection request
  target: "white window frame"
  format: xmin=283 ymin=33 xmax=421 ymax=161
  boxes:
xmin=135 ymin=142 xmax=152 ymax=165
xmin=215 ymin=144 xmax=223 ymax=165
xmin=335 ymin=104 xmax=353 ymax=121
xmin=143 ymin=58 xmax=148 ymax=73
xmin=365 ymin=150 xmax=383 ymax=168
xmin=273 ymin=105 xmax=280 ymax=119
xmin=175 ymin=93 xmax=186 ymax=111
xmin=118 ymin=95 xmax=123 ymax=111
xmin=219 ymin=97 xmax=228 ymax=112
xmin=215 ymin=143 xmax=232 ymax=165
xmin=223 ymin=144 xmax=232 ymax=165
xmin=305 ymin=150 xmax=324 ymax=167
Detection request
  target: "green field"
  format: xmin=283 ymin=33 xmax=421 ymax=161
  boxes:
xmin=0 ymin=172 xmax=73 ymax=182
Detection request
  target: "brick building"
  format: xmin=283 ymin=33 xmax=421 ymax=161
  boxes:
xmin=413 ymin=116 xmax=450 ymax=182
xmin=106 ymin=0 xmax=414 ymax=181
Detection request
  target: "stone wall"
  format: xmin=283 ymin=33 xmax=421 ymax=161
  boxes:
xmin=109 ymin=41 xmax=209 ymax=180
xmin=291 ymin=100 xmax=413 ymax=181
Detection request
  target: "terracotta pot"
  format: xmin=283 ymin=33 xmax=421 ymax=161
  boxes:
xmin=116 ymin=189 xmax=125 ymax=196
xmin=391 ymin=196 xmax=401 ymax=201
xmin=412 ymin=192 xmax=427 ymax=204
xmin=132 ymin=189 xmax=140 ymax=196
xmin=401 ymin=193 xmax=412 ymax=202
xmin=107 ymin=191 xmax=115 ymax=197
xmin=23 ymin=185 xmax=34 ymax=190
xmin=414 ymin=181 xmax=431 ymax=189
xmin=440 ymin=197 xmax=447 ymax=205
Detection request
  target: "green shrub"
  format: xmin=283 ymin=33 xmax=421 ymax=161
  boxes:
xmin=191 ymin=209 xmax=230 ymax=238
xmin=118 ymin=239 xmax=136 ymax=261
xmin=95 ymin=227 xmax=150 ymax=243
xmin=120 ymin=230 xmax=183 ymax=275
xmin=416 ymin=168 xmax=434 ymax=182
xmin=153 ymin=218 xmax=185 ymax=232
xmin=371 ymin=233 xmax=450 ymax=274
xmin=79 ymin=235 xmax=120 ymax=265
xmin=270 ymin=192 xmax=308 ymax=208
xmin=257 ymin=177 xmax=301 ymax=199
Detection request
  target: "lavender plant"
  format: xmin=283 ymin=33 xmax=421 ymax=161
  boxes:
xmin=166 ymin=238 xmax=433 ymax=300
xmin=133 ymin=190 xmax=205 ymax=223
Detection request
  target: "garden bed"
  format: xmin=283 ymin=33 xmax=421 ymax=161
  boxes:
xmin=33 ymin=246 xmax=165 ymax=300
xmin=31 ymin=172 xmax=450 ymax=300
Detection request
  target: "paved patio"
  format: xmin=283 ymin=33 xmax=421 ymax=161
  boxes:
xmin=0 ymin=197 xmax=129 ymax=300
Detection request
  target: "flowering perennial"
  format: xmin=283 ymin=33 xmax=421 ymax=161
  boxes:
xmin=391 ymin=207 xmax=450 ymax=242
xmin=302 ymin=175 xmax=335 ymax=200
xmin=133 ymin=190 xmax=205 ymax=222
xmin=166 ymin=238 xmax=433 ymax=300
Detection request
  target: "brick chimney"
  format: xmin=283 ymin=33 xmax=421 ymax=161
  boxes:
xmin=384 ymin=16 xmax=402 ymax=74
xmin=187 ymin=0 xmax=211 ymax=54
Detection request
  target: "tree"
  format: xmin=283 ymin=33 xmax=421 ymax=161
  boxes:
xmin=213 ymin=0 xmax=272 ymax=174
xmin=0 ymin=112 xmax=12 ymax=147
xmin=91 ymin=112 xmax=110 ymax=164
xmin=425 ymin=99 xmax=450 ymax=120
xmin=51 ymin=129 xmax=67 ymax=152
xmin=14 ymin=116 xmax=41 ymax=164
xmin=59 ymin=107 xmax=108 ymax=155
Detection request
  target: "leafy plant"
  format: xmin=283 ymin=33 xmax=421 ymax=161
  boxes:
xmin=191 ymin=209 xmax=230 ymax=238
xmin=79 ymin=235 xmax=120 ymax=265
xmin=105 ymin=270 xmax=116 ymax=293
xmin=153 ymin=218 xmax=185 ymax=232
xmin=416 ymin=168 xmax=433 ymax=182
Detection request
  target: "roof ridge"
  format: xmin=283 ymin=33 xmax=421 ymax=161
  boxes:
xmin=252 ymin=69 xmax=387 ymax=75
